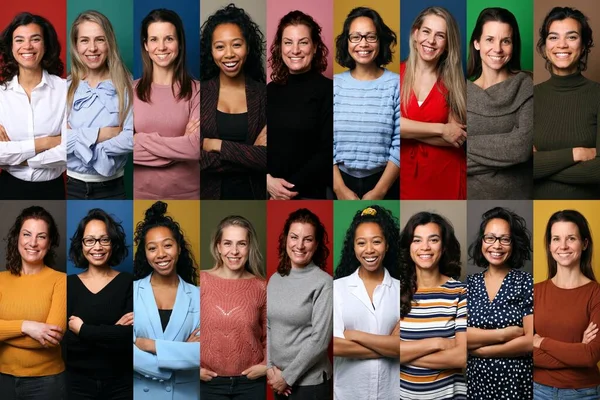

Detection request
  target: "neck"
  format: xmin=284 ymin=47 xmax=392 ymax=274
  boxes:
xmin=415 ymin=57 xmax=438 ymax=74
xmin=358 ymin=266 xmax=384 ymax=283
xmin=351 ymin=63 xmax=382 ymax=80
xmin=18 ymin=67 xmax=43 ymax=89
xmin=150 ymin=271 xmax=179 ymax=286
xmin=21 ymin=262 xmax=44 ymax=275
xmin=476 ymin=68 xmax=510 ymax=89
xmin=152 ymin=65 xmax=175 ymax=85
xmin=219 ymin=71 xmax=245 ymax=88
xmin=85 ymin=67 xmax=109 ymax=88
xmin=485 ymin=264 xmax=510 ymax=278
xmin=86 ymin=264 xmax=113 ymax=277
xmin=552 ymin=264 xmax=588 ymax=288
xmin=416 ymin=266 xmax=445 ymax=288
xmin=215 ymin=264 xmax=247 ymax=279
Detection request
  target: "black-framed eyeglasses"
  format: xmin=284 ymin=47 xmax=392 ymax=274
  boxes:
xmin=82 ymin=236 xmax=112 ymax=247
xmin=482 ymin=235 xmax=512 ymax=245
xmin=348 ymin=33 xmax=378 ymax=43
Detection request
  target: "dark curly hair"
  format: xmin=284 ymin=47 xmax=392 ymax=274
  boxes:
xmin=537 ymin=7 xmax=594 ymax=73
xmin=69 ymin=208 xmax=128 ymax=269
xmin=468 ymin=207 xmax=532 ymax=270
xmin=400 ymin=212 xmax=461 ymax=318
xmin=268 ymin=10 xmax=328 ymax=84
xmin=544 ymin=210 xmax=596 ymax=282
xmin=133 ymin=201 xmax=198 ymax=285
xmin=0 ymin=12 xmax=64 ymax=85
xmin=200 ymin=3 xmax=265 ymax=83
xmin=467 ymin=7 xmax=522 ymax=80
xmin=4 ymin=206 xmax=60 ymax=275
xmin=335 ymin=7 xmax=396 ymax=70
xmin=277 ymin=208 xmax=329 ymax=276
xmin=334 ymin=205 xmax=399 ymax=280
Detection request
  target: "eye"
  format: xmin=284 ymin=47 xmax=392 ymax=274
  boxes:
xmin=503 ymin=39 xmax=511 ymax=45
xmin=486 ymin=37 xmax=493 ymax=42
xmin=300 ymin=41 xmax=309 ymax=45
xmin=148 ymin=247 xmax=156 ymax=251
xmin=430 ymin=238 xmax=440 ymax=243
xmin=23 ymin=232 xmax=31 ymax=237
xmin=412 ymin=238 xmax=421 ymax=243
xmin=356 ymin=241 xmax=365 ymax=246
xmin=551 ymin=237 xmax=559 ymax=242
xmin=568 ymin=35 xmax=578 ymax=40
xmin=80 ymin=38 xmax=88 ymax=43
xmin=164 ymin=244 xmax=173 ymax=248
xmin=215 ymin=45 xmax=224 ymax=50
xmin=548 ymin=35 xmax=557 ymax=41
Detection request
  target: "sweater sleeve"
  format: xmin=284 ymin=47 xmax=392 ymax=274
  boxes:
xmin=533 ymin=148 xmax=577 ymax=179
xmin=533 ymin=347 xmax=570 ymax=369
xmin=260 ymin=286 xmax=267 ymax=365
xmin=281 ymin=281 xmax=332 ymax=386
xmin=389 ymin=85 xmax=400 ymax=167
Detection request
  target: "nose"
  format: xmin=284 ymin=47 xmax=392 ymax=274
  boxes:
xmin=29 ymin=236 xmax=38 ymax=247
xmin=158 ymin=39 xmax=167 ymax=51
xmin=231 ymin=245 xmax=240 ymax=255
xmin=494 ymin=41 xmax=502 ymax=53
xmin=559 ymin=239 xmax=569 ymax=249
xmin=92 ymin=240 xmax=103 ymax=250
xmin=157 ymin=245 xmax=166 ymax=258
xmin=292 ymin=42 xmax=300 ymax=54
xmin=557 ymin=37 xmax=568 ymax=48
xmin=297 ymin=240 xmax=305 ymax=250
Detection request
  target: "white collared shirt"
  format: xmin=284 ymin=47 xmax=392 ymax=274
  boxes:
xmin=0 ymin=70 xmax=66 ymax=182
xmin=333 ymin=268 xmax=400 ymax=400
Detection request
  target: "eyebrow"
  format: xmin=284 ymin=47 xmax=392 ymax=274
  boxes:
xmin=548 ymin=30 xmax=580 ymax=35
xmin=413 ymin=234 xmax=441 ymax=239
xmin=356 ymin=235 xmax=384 ymax=240
xmin=283 ymin=36 xmax=309 ymax=41
xmin=422 ymin=25 xmax=445 ymax=34
xmin=14 ymin=34 xmax=42 ymax=39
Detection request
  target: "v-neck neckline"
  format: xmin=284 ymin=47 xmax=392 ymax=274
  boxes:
xmin=76 ymin=272 xmax=121 ymax=295
xmin=482 ymin=269 xmax=510 ymax=303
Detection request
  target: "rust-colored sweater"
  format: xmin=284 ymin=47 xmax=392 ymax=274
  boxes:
xmin=0 ymin=267 xmax=66 ymax=377
xmin=200 ymin=271 xmax=266 ymax=376
xmin=534 ymin=279 xmax=600 ymax=388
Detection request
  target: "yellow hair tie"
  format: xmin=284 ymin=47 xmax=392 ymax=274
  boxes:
xmin=361 ymin=207 xmax=377 ymax=217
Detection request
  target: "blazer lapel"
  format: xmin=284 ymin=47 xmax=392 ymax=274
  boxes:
xmin=163 ymin=276 xmax=192 ymax=341
xmin=245 ymin=77 xmax=259 ymax=143
xmin=138 ymin=275 xmax=164 ymax=340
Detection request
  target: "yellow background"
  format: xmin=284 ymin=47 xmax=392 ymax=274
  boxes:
xmin=533 ymin=201 xmax=600 ymax=283
xmin=133 ymin=200 xmax=201 ymax=279
xmin=333 ymin=0 xmax=400 ymax=74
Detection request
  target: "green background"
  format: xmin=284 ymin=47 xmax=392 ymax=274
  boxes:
xmin=466 ymin=0 xmax=534 ymax=73
xmin=333 ymin=201 xmax=400 ymax=271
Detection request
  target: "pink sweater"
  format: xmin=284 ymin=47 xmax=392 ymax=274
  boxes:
xmin=200 ymin=271 xmax=266 ymax=376
xmin=133 ymin=81 xmax=200 ymax=199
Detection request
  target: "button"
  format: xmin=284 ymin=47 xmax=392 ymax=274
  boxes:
xmin=144 ymin=375 xmax=150 ymax=378
xmin=143 ymin=387 xmax=149 ymax=392
xmin=166 ymin=386 xmax=172 ymax=392
xmin=159 ymin=379 xmax=164 ymax=383
xmin=152 ymin=377 xmax=157 ymax=381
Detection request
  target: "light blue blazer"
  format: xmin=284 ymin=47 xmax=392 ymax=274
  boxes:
xmin=133 ymin=274 xmax=200 ymax=400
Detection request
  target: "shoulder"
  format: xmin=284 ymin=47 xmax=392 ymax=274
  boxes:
xmin=533 ymin=279 xmax=550 ymax=291
xmin=334 ymin=70 xmax=352 ymax=83
xmin=443 ymin=278 xmax=467 ymax=293
xmin=466 ymin=272 xmax=483 ymax=284
xmin=116 ymin=271 xmax=134 ymax=284
xmin=312 ymin=268 xmax=333 ymax=289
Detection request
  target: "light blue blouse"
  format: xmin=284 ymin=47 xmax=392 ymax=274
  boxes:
xmin=66 ymin=79 xmax=133 ymax=179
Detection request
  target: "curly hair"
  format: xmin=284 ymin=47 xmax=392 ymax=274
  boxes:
xmin=277 ymin=208 xmax=330 ymax=276
xmin=544 ymin=210 xmax=596 ymax=282
xmin=334 ymin=205 xmax=399 ymax=280
xmin=210 ymin=215 xmax=264 ymax=279
xmin=200 ymin=3 xmax=265 ymax=83
xmin=69 ymin=208 xmax=128 ymax=269
xmin=400 ymin=212 xmax=461 ymax=318
xmin=335 ymin=7 xmax=396 ymax=70
xmin=0 ymin=12 xmax=64 ymax=85
xmin=468 ymin=207 xmax=531 ymax=270
xmin=269 ymin=10 xmax=328 ymax=84
xmin=537 ymin=7 xmax=594 ymax=73
xmin=4 ymin=206 xmax=60 ymax=275
xmin=133 ymin=201 xmax=198 ymax=285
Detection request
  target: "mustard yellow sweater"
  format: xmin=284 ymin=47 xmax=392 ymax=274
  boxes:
xmin=0 ymin=266 xmax=66 ymax=376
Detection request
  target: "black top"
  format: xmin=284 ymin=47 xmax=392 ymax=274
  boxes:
xmin=267 ymin=70 xmax=333 ymax=199
xmin=158 ymin=309 xmax=173 ymax=332
xmin=217 ymin=110 xmax=254 ymax=199
xmin=65 ymin=272 xmax=133 ymax=379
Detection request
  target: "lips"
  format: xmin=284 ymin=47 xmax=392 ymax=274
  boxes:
xmin=223 ymin=61 xmax=239 ymax=71
xmin=90 ymin=252 xmax=107 ymax=259
xmin=554 ymin=52 xmax=571 ymax=59
xmin=155 ymin=54 xmax=170 ymax=60
xmin=422 ymin=45 xmax=437 ymax=55
xmin=154 ymin=260 xmax=172 ymax=270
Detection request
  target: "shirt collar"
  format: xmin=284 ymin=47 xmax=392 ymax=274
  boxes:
xmin=8 ymin=69 xmax=53 ymax=92
xmin=349 ymin=267 xmax=392 ymax=287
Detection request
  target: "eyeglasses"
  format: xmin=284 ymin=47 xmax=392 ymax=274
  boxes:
xmin=348 ymin=33 xmax=378 ymax=43
xmin=482 ymin=235 xmax=512 ymax=246
xmin=82 ymin=236 xmax=112 ymax=247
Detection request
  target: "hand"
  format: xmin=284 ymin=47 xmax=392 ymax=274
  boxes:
xmin=184 ymin=118 xmax=200 ymax=136
xmin=533 ymin=333 xmax=544 ymax=348
xmin=441 ymin=120 xmax=467 ymax=148
xmin=115 ymin=312 xmax=133 ymax=326
xmin=98 ymin=126 xmax=121 ymax=143
xmin=254 ymin=126 xmax=267 ymax=146
xmin=502 ymin=326 xmax=524 ymax=342
xmin=470 ymin=346 xmax=490 ymax=358
xmin=573 ymin=147 xmax=596 ymax=162
xmin=200 ymin=367 xmax=218 ymax=381
xmin=186 ymin=327 xmax=201 ymax=343
xmin=21 ymin=320 xmax=63 ymax=346
xmin=241 ymin=364 xmax=267 ymax=380
xmin=135 ymin=337 xmax=156 ymax=354
xmin=68 ymin=316 xmax=84 ymax=335
xmin=267 ymin=367 xmax=291 ymax=395
xmin=362 ymin=188 xmax=385 ymax=200
xmin=0 ymin=124 xmax=10 ymax=141
xmin=267 ymin=174 xmax=298 ymax=200
xmin=582 ymin=322 xmax=598 ymax=344
xmin=203 ymin=138 xmax=222 ymax=153
xmin=334 ymin=184 xmax=359 ymax=200
xmin=344 ymin=329 xmax=360 ymax=341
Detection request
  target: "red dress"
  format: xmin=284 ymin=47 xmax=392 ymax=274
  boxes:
xmin=400 ymin=62 xmax=466 ymax=200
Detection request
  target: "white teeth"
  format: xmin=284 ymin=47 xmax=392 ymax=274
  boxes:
xmin=364 ymin=257 xmax=377 ymax=262
xmin=423 ymin=46 xmax=436 ymax=54
xmin=489 ymin=56 xmax=503 ymax=61
xmin=227 ymin=257 xmax=241 ymax=261
xmin=555 ymin=53 xmax=570 ymax=58
xmin=224 ymin=62 xmax=238 ymax=67
xmin=293 ymin=251 xmax=306 ymax=255
xmin=156 ymin=54 xmax=169 ymax=60
xmin=357 ymin=51 xmax=370 ymax=56
xmin=419 ymin=255 xmax=432 ymax=259
xmin=490 ymin=252 xmax=503 ymax=257
xmin=157 ymin=261 xmax=170 ymax=267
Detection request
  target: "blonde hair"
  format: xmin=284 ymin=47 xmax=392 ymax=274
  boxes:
xmin=401 ymin=6 xmax=466 ymax=123
xmin=68 ymin=10 xmax=133 ymax=127
xmin=210 ymin=215 xmax=265 ymax=279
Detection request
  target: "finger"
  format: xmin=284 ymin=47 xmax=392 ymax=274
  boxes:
xmin=50 ymin=325 xmax=63 ymax=332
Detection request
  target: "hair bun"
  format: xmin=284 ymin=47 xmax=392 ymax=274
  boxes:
xmin=145 ymin=201 xmax=168 ymax=220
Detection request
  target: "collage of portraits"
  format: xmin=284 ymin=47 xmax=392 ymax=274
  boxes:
xmin=0 ymin=0 xmax=600 ymax=399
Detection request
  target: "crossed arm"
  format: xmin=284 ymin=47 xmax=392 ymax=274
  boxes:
xmin=467 ymin=315 xmax=533 ymax=358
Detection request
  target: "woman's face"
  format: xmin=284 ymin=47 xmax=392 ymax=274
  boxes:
xmin=481 ymin=218 xmax=512 ymax=268
xmin=217 ymin=226 xmax=249 ymax=272
xmin=145 ymin=226 xmax=179 ymax=277
xmin=286 ymin=222 xmax=317 ymax=268
xmin=12 ymin=23 xmax=45 ymax=72
xmin=82 ymin=219 xmax=112 ymax=268
xmin=549 ymin=221 xmax=586 ymax=269
xmin=413 ymin=14 xmax=447 ymax=63
xmin=474 ymin=21 xmax=513 ymax=73
xmin=281 ymin=24 xmax=315 ymax=75
xmin=347 ymin=16 xmax=379 ymax=67
xmin=410 ymin=223 xmax=442 ymax=270
xmin=354 ymin=222 xmax=387 ymax=272
xmin=545 ymin=18 xmax=582 ymax=76
xmin=76 ymin=21 xmax=108 ymax=73
xmin=212 ymin=23 xmax=248 ymax=79
xmin=18 ymin=218 xmax=50 ymax=266
xmin=145 ymin=22 xmax=179 ymax=70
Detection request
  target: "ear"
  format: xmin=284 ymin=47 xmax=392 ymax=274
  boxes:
xmin=144 ymin=41 xmax=148 ymax=53
xmin=474 ymin=40 xmax=480 ymax=51
xmin=583 ymin=239 xmax=589 ymax=251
